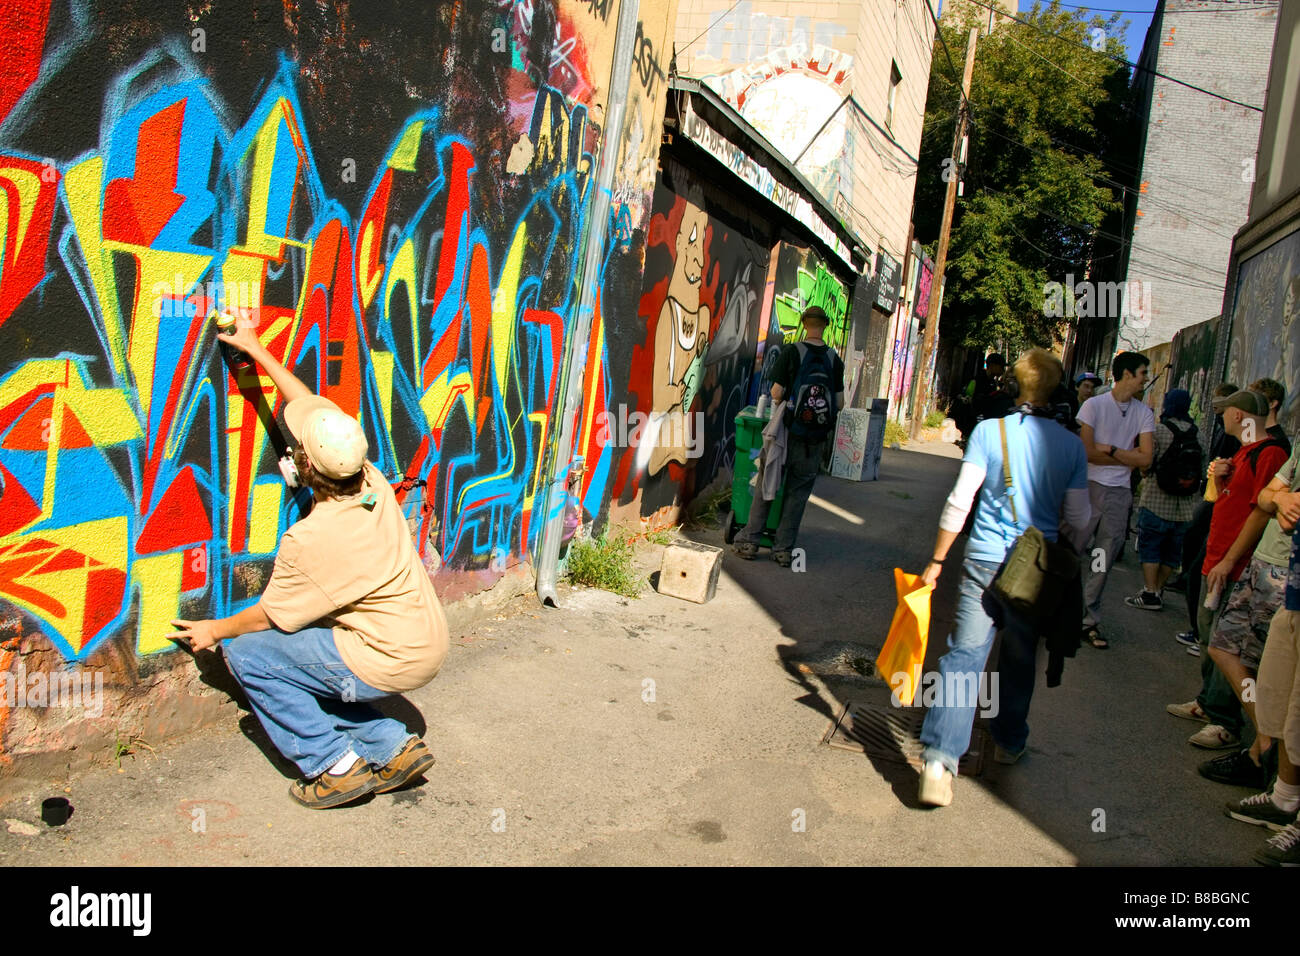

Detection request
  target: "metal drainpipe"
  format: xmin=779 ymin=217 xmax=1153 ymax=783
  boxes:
xmin=535 ymin=0 xmax=641 ymax=608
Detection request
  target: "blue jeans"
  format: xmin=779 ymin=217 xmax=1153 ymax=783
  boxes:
xmin=1136 ymin=508 xmax=1187 ymax=568
xmin=919 ymin=557 xmax=1041 ymax=775
xmin=223 ymin=626 xmax=412 ymax=779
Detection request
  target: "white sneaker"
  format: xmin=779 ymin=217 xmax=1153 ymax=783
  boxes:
xmin=1189 ymin=724 xmax=1240 ymax=750
xmin=1166 ymin=699 xmax=1208 ymax=722
xmin=918 ymin=760 xmax=953 ymax=807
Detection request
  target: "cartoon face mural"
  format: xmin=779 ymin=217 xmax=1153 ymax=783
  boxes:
xmin=613 ymin=165 xmax=770 ymax=516
xmin=639 ymin=192 xmax=710 ymax=477
xmin=0 ymin=1 xmax=670 ymax=667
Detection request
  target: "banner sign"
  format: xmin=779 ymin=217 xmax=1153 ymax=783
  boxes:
xmin=874 ymin=248 xmax=902 ymax=313
xmin=680 ymin=97 xmax=854 ymax=269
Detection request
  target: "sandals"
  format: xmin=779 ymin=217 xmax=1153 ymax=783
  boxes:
xmin=1083 ymin=627 xmax=1109 ymax=650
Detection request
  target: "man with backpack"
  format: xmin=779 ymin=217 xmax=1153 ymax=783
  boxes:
xmin=1125 ymin=389 xmax=1201 ymax=611
xmin=733 ymin=306 xmax=844 ymax=568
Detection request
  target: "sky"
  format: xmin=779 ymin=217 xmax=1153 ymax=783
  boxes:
xmin=940 ymin=1 xmax=1164 ymax=62
xmin=1049 ymin=1 xmax=1162 ymax=60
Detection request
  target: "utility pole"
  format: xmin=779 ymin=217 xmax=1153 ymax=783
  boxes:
xmin=910 ymin=26 xmax=977 ymax=440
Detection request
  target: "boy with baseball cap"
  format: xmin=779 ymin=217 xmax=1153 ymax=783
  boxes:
xmin=173 ymin=319 xmax=449 ymax=809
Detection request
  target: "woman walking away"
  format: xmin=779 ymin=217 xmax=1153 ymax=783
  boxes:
xmin=915 ymin=349 xmax=1092 ymax=807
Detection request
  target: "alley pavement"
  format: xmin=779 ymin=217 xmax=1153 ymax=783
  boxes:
xmin=0 ymin=444 xmax=1270 ymax=865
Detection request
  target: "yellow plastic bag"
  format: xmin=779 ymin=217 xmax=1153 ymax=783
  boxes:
xmin=874 ymin=568 xmax=932 ymax=706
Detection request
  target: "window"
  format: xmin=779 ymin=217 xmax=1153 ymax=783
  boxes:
xmin=886 ymin=61 xmax=902 ymax=132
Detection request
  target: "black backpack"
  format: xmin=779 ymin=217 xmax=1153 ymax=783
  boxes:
xmin=1154 ymin=420 xmax=1202 ymax=496
xmin=1245 ymin=435 xmax=1290 ymax=474
xmin=785 ymin=342 xmax=837 ymax=441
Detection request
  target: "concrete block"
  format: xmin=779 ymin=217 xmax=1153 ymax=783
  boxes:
xmin=657 ymin=540 xmax=723 ymax=604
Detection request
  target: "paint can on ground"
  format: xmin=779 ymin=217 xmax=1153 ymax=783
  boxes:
xmin=41 ymin=797 xmax=71 ymax=827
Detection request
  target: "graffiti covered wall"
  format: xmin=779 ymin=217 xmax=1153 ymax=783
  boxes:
xmin=1168 ymin=314 xmax=1223 ymax=429
xmin=1225 ymin=226 xmax=1300 ymax=438
xmin=605 ymin=153 xmax=858 ymax=525
xmin=0 ymin=0 xmax=675 ymax=779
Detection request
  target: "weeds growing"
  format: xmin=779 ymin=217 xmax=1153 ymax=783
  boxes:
xmin=565 ymin=531 xmax=643 ymax=598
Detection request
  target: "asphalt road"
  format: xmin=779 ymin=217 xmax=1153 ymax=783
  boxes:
xmin=0 ymin=443 xmax=1271 ymax=865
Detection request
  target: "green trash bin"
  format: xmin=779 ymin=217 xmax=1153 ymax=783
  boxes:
xmin=726 ymin=405 xmax=786 ymax=547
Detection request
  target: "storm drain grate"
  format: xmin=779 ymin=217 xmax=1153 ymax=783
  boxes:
xmin=822 ymin=702 xmax=986 ymax=777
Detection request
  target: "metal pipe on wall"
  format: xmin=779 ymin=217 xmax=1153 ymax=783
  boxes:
xmin=535 ymin=0 xmax=642 ymax=608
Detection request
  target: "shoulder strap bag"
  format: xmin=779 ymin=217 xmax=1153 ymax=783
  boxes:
xmin=987 ymin=417 xmax=1081 ymax=626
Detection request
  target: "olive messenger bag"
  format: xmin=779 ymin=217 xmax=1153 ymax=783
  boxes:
xmin=986 ymin=417 xmax=1081 ymax=625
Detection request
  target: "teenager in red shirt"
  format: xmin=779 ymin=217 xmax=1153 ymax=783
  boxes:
xmin=1169 ymin=390 xmax=1289 ymax=750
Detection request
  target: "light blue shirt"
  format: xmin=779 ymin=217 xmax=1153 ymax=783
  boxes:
xmin=964 ymin=413 xmax=1089 ymax=563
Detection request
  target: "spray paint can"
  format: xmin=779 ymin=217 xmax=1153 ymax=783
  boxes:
xmin=211 ymin=311 xmax=252 ymax=369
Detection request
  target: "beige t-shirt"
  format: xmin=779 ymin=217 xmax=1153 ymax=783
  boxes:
xmin=259 ymin=460 xmax=449 ymax=693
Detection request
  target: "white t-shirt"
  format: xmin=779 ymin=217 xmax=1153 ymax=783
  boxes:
xmin=1076 ymin=392 xmax=1156 ymax=487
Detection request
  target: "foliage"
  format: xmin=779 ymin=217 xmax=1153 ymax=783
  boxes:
xmin=915 ymin=2 xmax=1137 ymax=354
xmin=884 ymin=420 xmax=909 ymax=446
xmin=565 ymin=531 xmax=643 ymax=598
xmin=924 ymin=410 xmax=947 ymax=428
xmin=639 ymin=526 xmax=679 ymax=546
xmin=684 ymin=486 xmax=732 ymax=530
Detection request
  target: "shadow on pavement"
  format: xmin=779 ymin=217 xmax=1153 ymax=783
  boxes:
xmin=684 ymin=443 xmax=1267 ymax=865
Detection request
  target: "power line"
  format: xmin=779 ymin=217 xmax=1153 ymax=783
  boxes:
xmin=973 ymin=120 xmax=1245 ymax=239
xmin=968 ymin=181 xmax=1233 ymax=285
xmin=987 ymin=16 xmax=1265 ymax=169
xmin=1055 ymin=1 xmax=1275 ymax=12
xmin=934 ymin=110 xmax=1239 ymax=280
xmin=923 ymin=0 xmax=974 ymax=113
xmin=1003 ymin=26 xmax=1100 ymax=88
xmin=926 ymin=8 xmax=1257 ymax=200
xmin=956 ymin=56 xmax=1261 ymax=224
xmin=677 ymin=0 xmax=744 ymax=57
xmin=961 ymin=0 xmax=1266 ymax=111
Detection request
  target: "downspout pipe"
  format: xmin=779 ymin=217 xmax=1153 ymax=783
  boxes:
xmin=536 ymin=0 xmax=642 ymax=608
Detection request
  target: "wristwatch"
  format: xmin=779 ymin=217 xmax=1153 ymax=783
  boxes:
xmin=1109 ymin=445 xmax=1118 ymax=458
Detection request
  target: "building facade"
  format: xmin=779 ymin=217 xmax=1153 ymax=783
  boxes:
xmin=672 ymin=1 xmax=937 ymax=406
xmin=1215 ymin=0 xmax=1300 ymax=438
xmin=1114 ymin=0 xmax=1278 ymax=355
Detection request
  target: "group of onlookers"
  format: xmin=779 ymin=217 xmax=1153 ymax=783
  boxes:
xmin=927 ymin=349 xmax=1300 ymax=866
xmin=1149 ymin=377 xmax=1299 ymax=867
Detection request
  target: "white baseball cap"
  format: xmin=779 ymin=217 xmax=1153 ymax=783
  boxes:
xmin=284 ymin=397 xmax=368 ymax=479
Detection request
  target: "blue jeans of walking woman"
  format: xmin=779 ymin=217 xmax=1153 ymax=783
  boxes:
xmin=919 ymin=557 xmax=1041 ymax=775
xmin=224 ymin=625 xmax=412 ymax=779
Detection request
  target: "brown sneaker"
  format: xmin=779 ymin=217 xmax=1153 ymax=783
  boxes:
xmin=373 ymin=737 xmax=436 ymax=793
xmin=288 ymin=758 xmax=379 ymax=809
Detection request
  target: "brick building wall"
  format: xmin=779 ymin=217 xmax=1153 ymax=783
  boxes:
xmin=1119 ymin=0 xmax=1278 ymax=352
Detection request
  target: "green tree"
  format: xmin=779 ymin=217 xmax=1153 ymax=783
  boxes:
xmin=916 ymin=1 xmax=1137 ymax=359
